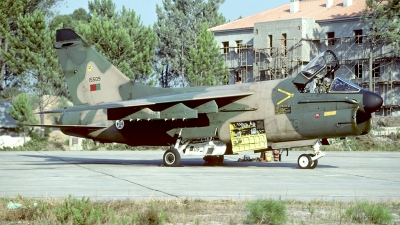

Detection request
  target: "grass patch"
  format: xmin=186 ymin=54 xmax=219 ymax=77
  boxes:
xmin=245 ymin=199 xmax=287 ymax=225
xmin=54 ymin=195 xmax=107 ymax=225
xmin=1 ymin=196 xmax=399 ymax=224
xmin=345 ymin=201 xmax=394 ymax=224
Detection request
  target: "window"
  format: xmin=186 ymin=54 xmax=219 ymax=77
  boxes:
xmin=236 ymin=40 xmax=243 ymax=53
xmin=260 ymin=71 xmax=266 ymax=81
xmin=355 ymin=64 xmax=362 ymax=78
xmin=222 ymin=41 xmax=229 ymax=54
xmin=354 ymin=29 xmax=363 ymax=44
xmin=373 ymin=63 xmax=380 ymax=77
xmin=235 ymin=71 xmax=241 ymax=83
xmin=281 ymin=33 xmax=287 ymax=56
xmin=327 ymin=32 xmax=335 ymax=46
xmin=268 ymin=35 xmax=273 ymax=56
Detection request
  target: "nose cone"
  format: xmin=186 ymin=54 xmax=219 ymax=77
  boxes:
xmin=361 ymin=90 xmax=383 ymax=113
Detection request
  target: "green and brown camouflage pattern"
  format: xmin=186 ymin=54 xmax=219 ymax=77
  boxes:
xmin=44 ymin=29 xmax=382 ymax=153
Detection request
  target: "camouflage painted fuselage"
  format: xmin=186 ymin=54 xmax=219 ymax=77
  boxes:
xmin=50 ymin=29 xmax=380 ymax=153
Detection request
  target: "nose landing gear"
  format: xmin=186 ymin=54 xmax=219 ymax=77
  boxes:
xmin=297 ymin=140 xmax=325 ymax=169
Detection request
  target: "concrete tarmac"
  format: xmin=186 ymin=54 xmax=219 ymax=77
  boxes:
xmin=0 ymin=150 xmax=399 ymax=201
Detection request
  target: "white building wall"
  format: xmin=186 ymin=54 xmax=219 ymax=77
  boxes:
xmin=213 ymin=28 xmax=255 ymax=84
xmin=212 ymin=13 xmax=400 ymax=116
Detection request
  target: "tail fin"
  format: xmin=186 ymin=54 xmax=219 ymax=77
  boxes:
xmin=54 ymin=29 xmax=130 ymax=106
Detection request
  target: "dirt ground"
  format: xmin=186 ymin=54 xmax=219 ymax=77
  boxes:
xmin=344 ymin=115 xmax=400 ymax=150
xmin=372 ymin=115 xmax=400 ymax=128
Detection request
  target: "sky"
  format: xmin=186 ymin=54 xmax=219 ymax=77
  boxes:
xmin=56 ymin=0 xmax=285 ymax=26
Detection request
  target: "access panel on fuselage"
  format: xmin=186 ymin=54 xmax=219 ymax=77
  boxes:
xmin=229 ymin=120 xmax=267 ymax=153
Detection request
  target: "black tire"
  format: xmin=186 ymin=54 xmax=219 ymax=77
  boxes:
xmin=216 ymin=155 xmax=224 ymax=165
xmin=297 ymin=154 xmax=312 ymax=169
xmin=163 ymin=148 xmax=181 ymax=167
xmin=203 ymin=156 xmax=224 ymax=165
xmin=308 ymin=154 xmax=318 ymax=169
xmin=203 ymin=156 xmax=217 ymax=165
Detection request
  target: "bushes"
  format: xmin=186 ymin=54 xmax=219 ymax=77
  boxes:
xmin=245 ymin=199 xmax=287 ymax=225
xmin=345 ymin=201 xmax=393 ymax=224
xmin=0 ymin=129 xmax=65 ymax=151
xmin=54 ymin=196 xmax=107 ymax=225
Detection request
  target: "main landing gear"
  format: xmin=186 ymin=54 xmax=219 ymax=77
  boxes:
xmin=161 ymin=129 xmax=227 ymax=167
xmin=163 ymin=147 xmax=181 ymax=167
xmin=203 ymin=155 xmax=224 ymax=166
xmin=297 ymin=140 xmax=325 ymax=169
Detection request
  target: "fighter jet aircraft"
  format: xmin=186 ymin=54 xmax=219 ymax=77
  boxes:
xmin=35 ymin=29 xmax=383 ymax=169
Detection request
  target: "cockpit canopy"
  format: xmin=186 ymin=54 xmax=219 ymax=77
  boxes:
xmin=291 ymin=50 xmax=365 ymax=93
xmin=300 ymin=52 xmax=327 ymax=78
xmin=293 ymin=50 xmax=340 ymax=87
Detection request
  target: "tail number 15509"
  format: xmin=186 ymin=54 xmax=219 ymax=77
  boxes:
xmin=89 ymin=76 xmax=101 ymax=82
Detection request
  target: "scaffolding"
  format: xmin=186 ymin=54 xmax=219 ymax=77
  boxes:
xmin=221 ymin=34 xmax=400 ymax=115
xmin=323 ymin=34 xmax=399 ymax=115
xmin=221 ymin=44 xmax=253 ymax=83
xmin=253 ymin=37 xmax=320 ymax=82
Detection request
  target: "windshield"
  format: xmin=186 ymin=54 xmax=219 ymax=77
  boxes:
xmin=329 ymin=77 xmax=361 ymax=93
xmin=293 ymin=50 xmax=341 ymax=92
xmin=301 ymin=52 xmax=326 ymax=78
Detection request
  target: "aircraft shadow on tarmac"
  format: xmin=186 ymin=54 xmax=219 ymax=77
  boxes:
xmin=19 ymin=154 xmax=337 ymax=169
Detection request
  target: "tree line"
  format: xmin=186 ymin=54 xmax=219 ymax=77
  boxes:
xmin=0 ymin=0 xmax=228 ymax=102
xmin=1 ymin=0 xmax=398 ymax=131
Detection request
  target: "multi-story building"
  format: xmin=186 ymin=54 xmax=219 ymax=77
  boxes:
xmin=211 ymin=0 xmax=400 ymax=116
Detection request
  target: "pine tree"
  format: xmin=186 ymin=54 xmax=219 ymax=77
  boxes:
xmin=49 ymin=8 xmax=90 ymax=31
xmin=186 ymin=24 xmax=228 ymax=86
xmin=363 ymin=0 xmax=400 ymax=51
xmin=154 ymin=0 xmax=226 ymax=87
xmin=0 ymin=0 xmax=64 ymax=90
xmin=3 ymin=10 xmax=66 ymax=136
xmin=8 ymin=93 xmax=38 ymax=142
xmin=76 ymin=0 xmax=158 ymax=85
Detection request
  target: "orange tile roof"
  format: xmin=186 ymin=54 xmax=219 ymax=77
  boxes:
xmin=211 ymin=0 xmax=366 ymax=31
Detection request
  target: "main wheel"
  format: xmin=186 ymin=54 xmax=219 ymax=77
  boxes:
xmin=298 ymin=154 xmax=312 ymax=169
xmin=203 ymin=156 xmax=216 ymax=165
xmin=163 ymin=148 xmax=181 ymax=167
xmin=216 ymin=155 xmax=224 ymax=165
xmin=308 ymin=154 xmax=318 ymax=169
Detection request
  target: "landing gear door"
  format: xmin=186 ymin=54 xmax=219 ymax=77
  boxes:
xmin=229 ymin=120 xmax=267 ymax=153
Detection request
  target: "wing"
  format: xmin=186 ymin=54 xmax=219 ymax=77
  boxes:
xmin=38 ymin=89 xmax=253 ymax=115
xmin=23 ymin=124 xmax=107 ymax=130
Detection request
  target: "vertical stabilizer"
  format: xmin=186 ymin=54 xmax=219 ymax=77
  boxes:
xmin=54 ymin=29 xmax=130 ymax=106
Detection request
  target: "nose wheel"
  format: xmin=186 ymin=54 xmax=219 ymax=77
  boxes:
xmin=297 ymin=140 xmax=324 ymax=169
xmin=298 ymin=154 xmax=312 ymax=169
